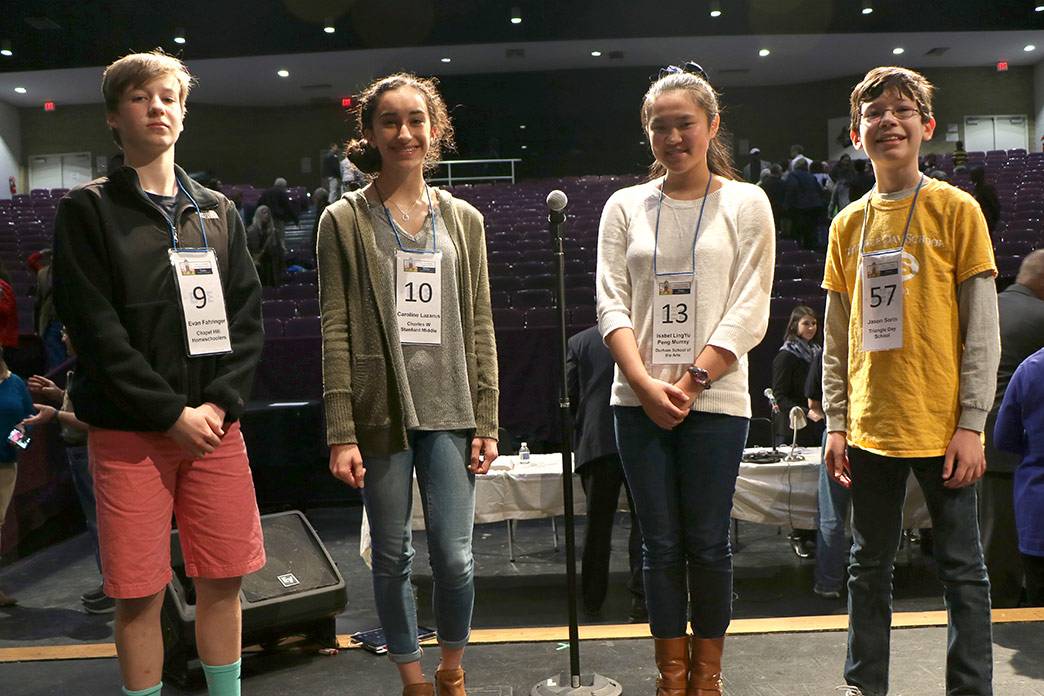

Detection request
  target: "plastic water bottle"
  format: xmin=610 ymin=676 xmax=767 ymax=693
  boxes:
xmin=518 ymin=441 xmax=530 ymax=465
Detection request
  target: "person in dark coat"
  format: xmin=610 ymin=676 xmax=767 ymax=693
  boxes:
xmin=969 ymin=166 xmax=1001 ymax=236
xmin=566 ymin=325 xmax=645 ymax=622
xmin=784 ymin=159 xmax=824 ymax=250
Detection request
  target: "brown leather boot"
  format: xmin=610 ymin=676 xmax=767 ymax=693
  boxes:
xmin=435 ymin=667 xmax=466 ymax=696
xmin=402 ymin=682 xmax=435 ymax=696
xmin=654 ymin=636 xmax=690 ymax=696
xmin=687 ymin=636 xmax=724 ymax=695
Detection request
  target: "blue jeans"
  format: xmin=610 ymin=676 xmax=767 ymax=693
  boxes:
xmin=613 ymin=407 xmax=748 ymax=639
xmin=66 ymin=445 xmax=102 ymax=574
xmin=845 ymin=447 xmax=992 ymax=696
xmin=815 ymin=432 xmax=851 ymax=594
xmin=362 ymin=430 xmax=475 ymax=664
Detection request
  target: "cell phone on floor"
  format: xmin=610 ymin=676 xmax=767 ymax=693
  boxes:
xmin=351 ymin=626 xmax=437 ymax=655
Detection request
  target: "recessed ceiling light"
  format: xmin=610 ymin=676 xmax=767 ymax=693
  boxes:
xmin=590 ymin=50 xmax=602 ymax=57
xmin=510 ymin=6 xmax=522 ymax=24
xmin=1025 ymin=44 xmax=1037 ymax=52
xmin=1036 ymin=4 xmax=1044 ymax=11
xmin=519 ymin=124 xmax=526 ymax=129
xmin=277 ymin=69 xmax=290 ymax=78
xmin=14 ymin=87 xmax=26 ymax=94
xmin=0 ymin=40 xmax=13 ymax=57
xmin=710 ymin=0 xmax=722 ymax=17
xmin=893 ymin=47 xmax=905 ymax=55
xmin=441 ymin=57 xmax=452 ymax=63
xmin=173 ymin=27 xmax=186 ymax=44
xmin=323 ymin=18 xmax=335 ymax=33
xmin=861 ymin=0 xmax=874 ymax=14
xmin=521 ymin=145 xmax=528 ymax=150
xmin=758 ymin=48 xmax=771 ymax=57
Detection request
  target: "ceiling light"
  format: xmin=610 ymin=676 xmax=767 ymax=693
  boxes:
xmin=510 ymin=6 xmax=522 ymax=24
xmin=521 ymin=145 xmax=528 ymax=150
xmin=1036 ymin=4 xmax=1044 ymax=11
xmin=173 ymin=27 xmax=186 ymax=44
xmin=14 ymin=87 xmax=26 ymax=94
xmin=590 ymin=50 xmax=602 ymax=57
xmin=0 ymin=40 xmax=12 ymax=57
xmin=892 ymin=47 xmax=905 ymax=55
xmin=710 ymin=0 xmax=722 ymax=17
xmin=1025 ymin=44 xmax=1037 ymax=52
xmin=441 ymin=57 xmax=452 ymax=63
xmin=519 ymin=124 xmax=526 ymax=129
xmin=861 ymin=0 xmax=873 ymax=14
xmin=323 ymin=18 xmax=336 ymax=33
xmin=277 ymin=69 xmax=290 ymax=78
xmin=758 ymin=48 xmax=771 ymax=57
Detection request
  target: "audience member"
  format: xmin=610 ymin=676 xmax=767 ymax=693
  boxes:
xmin=310 ymin=187 xmax=330 ymax=267
xmin=258 ymin=177 xmax=299 ymax=278
xmin=784 ymin=158 xmax=824 ymax=250
xmin=849 ymin=158 xmax=875 ymax=200
xmin=969 ymin=166 xmax=1001 ymax=235
xmin=789 ymin=144 xmax=812 ymax=171
xmin=0 ymin=346 xmax=34 ymax=606
xmin=758 ymin=163 xmax=785 ymax=231
xmin=247 ymin=204 xmax=280 ymax=286
xmin=23 ymin=327 xmax=112 ymax=613
xmin=566 ymin=325 xmax=646 ymax=623
xmin=981 ymin=250 xmax=1044 ymax=607
xmin=32 ymin=249 xmax=66 ymax=369
xmin=742 ymin=147 xmax=763 ymax=184
xmin=341 ymin=153 xmax=366 ymax=191
xmin=994 ymin=347 xmax=1044 ymax=606
xmin=0 ymin=265 xmax=18 ymax=351
xmin=952 ymin=140 xmax=968 ymax=172
xmin=829 ymin=154 xmax=855 ymax=215
xmin=322 ymin=143 xmax=342 ymax=203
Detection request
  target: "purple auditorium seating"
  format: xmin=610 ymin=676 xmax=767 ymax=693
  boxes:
xmin=527 ymin=273 xmax=556 ymax=289
xmin=295 ymin=298 xmax=320 ymax=316
xmin=490 ymin=275 xmax=524 ymax=292
xmin=568 ymin=304 xmax=596 ymax=328
xmin=770 ymin=297 xmax=804 ymax=317
xmin=513 ymin=288 xmax=554 ymax=309
xmin=262 ymin=299 xmax=295 ymax=319
xmin=773 ymin=264 xmax=802 ymax=280
xmin=996 ymin=256 xmax=1022 ymax=279
xmin=278 ymin=283 xmax=317 ymax=301
xmin=261 ymin=286 xmax=280 ymax=302
xmin=514 ymin=260 xmax=551 ymax=276
xmin=283 ymin=316 xmax=321 ymax=337
xmin=565 ymin=286 xmax=595 ymax=306
xmin=524 ymin=307 xmax=558 ymax=328
xmin=288 ymin=269 xmax=317 ymax=284
xmin=492 ymin=307 xmax=524 ymax=329
xmin=774 ymin=278 xmax=823 ymax=298
xmin=263 ymin=318 xmax=284 ymax=337
xmin=490 ymin=290 xmax=512 ymax=308
xmin=1003 ymin=240 xmax=1038 ymax=257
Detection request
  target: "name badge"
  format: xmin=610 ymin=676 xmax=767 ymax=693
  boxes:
xmin=652 ymin=276 xmax=695 ymax=365
xmin=168 ymin=248 xmax=233 ymax=356
xmin=861 ymin=249 xmax=904 ymax=352
xmin=395 ymin=250 xmax=442 ymax=345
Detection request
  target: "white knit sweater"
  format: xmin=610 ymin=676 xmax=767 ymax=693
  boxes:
xmin=596 ymin=177 xmax=775 ymax=417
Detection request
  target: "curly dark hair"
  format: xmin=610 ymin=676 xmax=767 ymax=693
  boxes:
xmin=345 ymin=73 xmax=456 ymax=176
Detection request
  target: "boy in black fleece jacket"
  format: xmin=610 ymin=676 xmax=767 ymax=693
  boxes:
xmin=53 ymin=51 xmax=264 ymax=696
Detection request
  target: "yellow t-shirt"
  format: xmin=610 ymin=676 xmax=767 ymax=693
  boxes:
xmin=823 ymin=178 xmax=996 ymax=457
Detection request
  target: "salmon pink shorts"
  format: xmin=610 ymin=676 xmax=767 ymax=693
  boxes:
xmin=88 ymin=421 xmax=266 ymax=599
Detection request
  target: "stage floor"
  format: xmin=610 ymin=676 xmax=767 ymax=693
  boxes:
xmin=2 ymin=506 xmax=1042 ymax=693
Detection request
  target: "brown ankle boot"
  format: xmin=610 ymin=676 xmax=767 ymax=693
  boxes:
xmin=402 ymin=682 xmax=435 ymax=696
xmin=654 ymin=636 xmax=690 ymax=696
xmin=687 ymin=636 xmax=724 ymax=695
xmin=435 ymin=667 xmax=466 ymax=696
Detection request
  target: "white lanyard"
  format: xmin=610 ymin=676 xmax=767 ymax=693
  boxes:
xmin=858 ymin=175 xmax=923 ymax=352
xmin=651 ymin=175 xmax=712 ymax=365
xmin=377 ymin=186 xmax=443 ymax=345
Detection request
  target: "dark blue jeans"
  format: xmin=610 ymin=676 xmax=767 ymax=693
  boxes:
xmin=613 ymin=407 xmax=748 ymax=639
xmin=845 ymin=447 xmax=993 ymax=696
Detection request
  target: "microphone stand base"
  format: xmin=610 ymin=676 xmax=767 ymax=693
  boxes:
xmin=532 ymin=673 xmax=623 ymax=696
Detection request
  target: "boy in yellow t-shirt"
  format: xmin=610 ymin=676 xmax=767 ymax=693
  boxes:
xmin=822 ymin=67 xmax=999 ymax=696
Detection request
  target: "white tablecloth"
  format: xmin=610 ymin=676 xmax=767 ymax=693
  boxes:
xmin=359 ymin=448 xmax=932 ymax=562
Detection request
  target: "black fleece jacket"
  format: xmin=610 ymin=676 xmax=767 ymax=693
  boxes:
xmin=53 ymin=165 xmax=263 ymax=432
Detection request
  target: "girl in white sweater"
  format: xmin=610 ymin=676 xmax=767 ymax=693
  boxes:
xmin=596 ymin=63 xmax=774 ymax=695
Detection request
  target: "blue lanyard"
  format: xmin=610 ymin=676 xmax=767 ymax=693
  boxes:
xmin=376 ymin=185 xmax=438 ymax=255
xmin=859 ymin=174 xmax=923 ymax=257
xmin=653 ymin=174 xmax=713 ymax=277
xmin=162 ymin=179 xmax=210 ymax=250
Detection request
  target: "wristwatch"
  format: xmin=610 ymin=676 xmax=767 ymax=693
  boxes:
xmin=686 ymin=365 xmax=712 ymax=390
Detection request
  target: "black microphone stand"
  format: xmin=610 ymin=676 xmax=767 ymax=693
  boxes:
xmin=532 ymin=199 xmax=622 ymax=696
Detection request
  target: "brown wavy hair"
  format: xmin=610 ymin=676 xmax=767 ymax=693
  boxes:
xmin=641 ymin=70 xmax=737 ymax=181
xmin=345 ymin=73 xmax=456 ymax=176
xmin=849 ymin=66 xmax=934 ymax=133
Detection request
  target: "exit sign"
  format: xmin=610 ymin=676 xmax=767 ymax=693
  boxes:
xmin=997 ymin=61 xmax=1009 ymax=71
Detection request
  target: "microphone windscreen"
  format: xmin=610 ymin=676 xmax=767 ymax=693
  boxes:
xmin=546 ymin=189 xmax=568 ymax=212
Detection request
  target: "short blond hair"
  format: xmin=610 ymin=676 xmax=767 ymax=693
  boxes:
xmin=102 ymin=50 xmax=194 ymax=146
xmin=849 ymin=66 xmax=934 ymax=133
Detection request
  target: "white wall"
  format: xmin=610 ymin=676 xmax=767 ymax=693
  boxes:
xmin=1035 ymin=59 xmax=1044 ymax=154
xmin=0 ymin=101 xmax=21 ymax=200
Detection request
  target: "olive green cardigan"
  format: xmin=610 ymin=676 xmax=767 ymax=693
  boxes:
xmin=316 ymin=188 xmax=499 ymax=455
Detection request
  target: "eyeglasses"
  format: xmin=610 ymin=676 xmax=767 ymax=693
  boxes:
xmin=658 ymin=61 xmax=709 ymax=83
xmin=860 ymin=105 xmax=923 ymax=125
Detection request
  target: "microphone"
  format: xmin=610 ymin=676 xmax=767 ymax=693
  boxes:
xmin=763 ymin=388 xmax=780 ymax=414
xmin=546 ymin=189 xmax=568 ymax=225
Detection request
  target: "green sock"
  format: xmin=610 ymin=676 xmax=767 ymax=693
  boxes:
xmin=121 ymin=682 xmax=162 ymax=696
xmin=202 ymin=659 xmax=241 ymax=696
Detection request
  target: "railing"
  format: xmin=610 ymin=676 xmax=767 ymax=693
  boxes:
xmin=428 ymin=158 xmax=523 ymax=186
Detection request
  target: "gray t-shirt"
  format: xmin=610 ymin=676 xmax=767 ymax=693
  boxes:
xmin=368 ymin=200 xmax=476 ymax=431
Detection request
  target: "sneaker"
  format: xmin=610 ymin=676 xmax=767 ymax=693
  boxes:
xmin=834 ymin=686 xmax=865 ymax=695
xmin=814 ymin=586 xmax=841 ymax=599
xmin=83 ymin=593 xmax=116 ymax=614
xmin=80 ymin=583 xmax=106 ymax=603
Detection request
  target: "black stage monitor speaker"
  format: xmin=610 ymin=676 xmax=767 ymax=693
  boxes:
xmin=162 ymin=510 xmax=347 ymax=686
